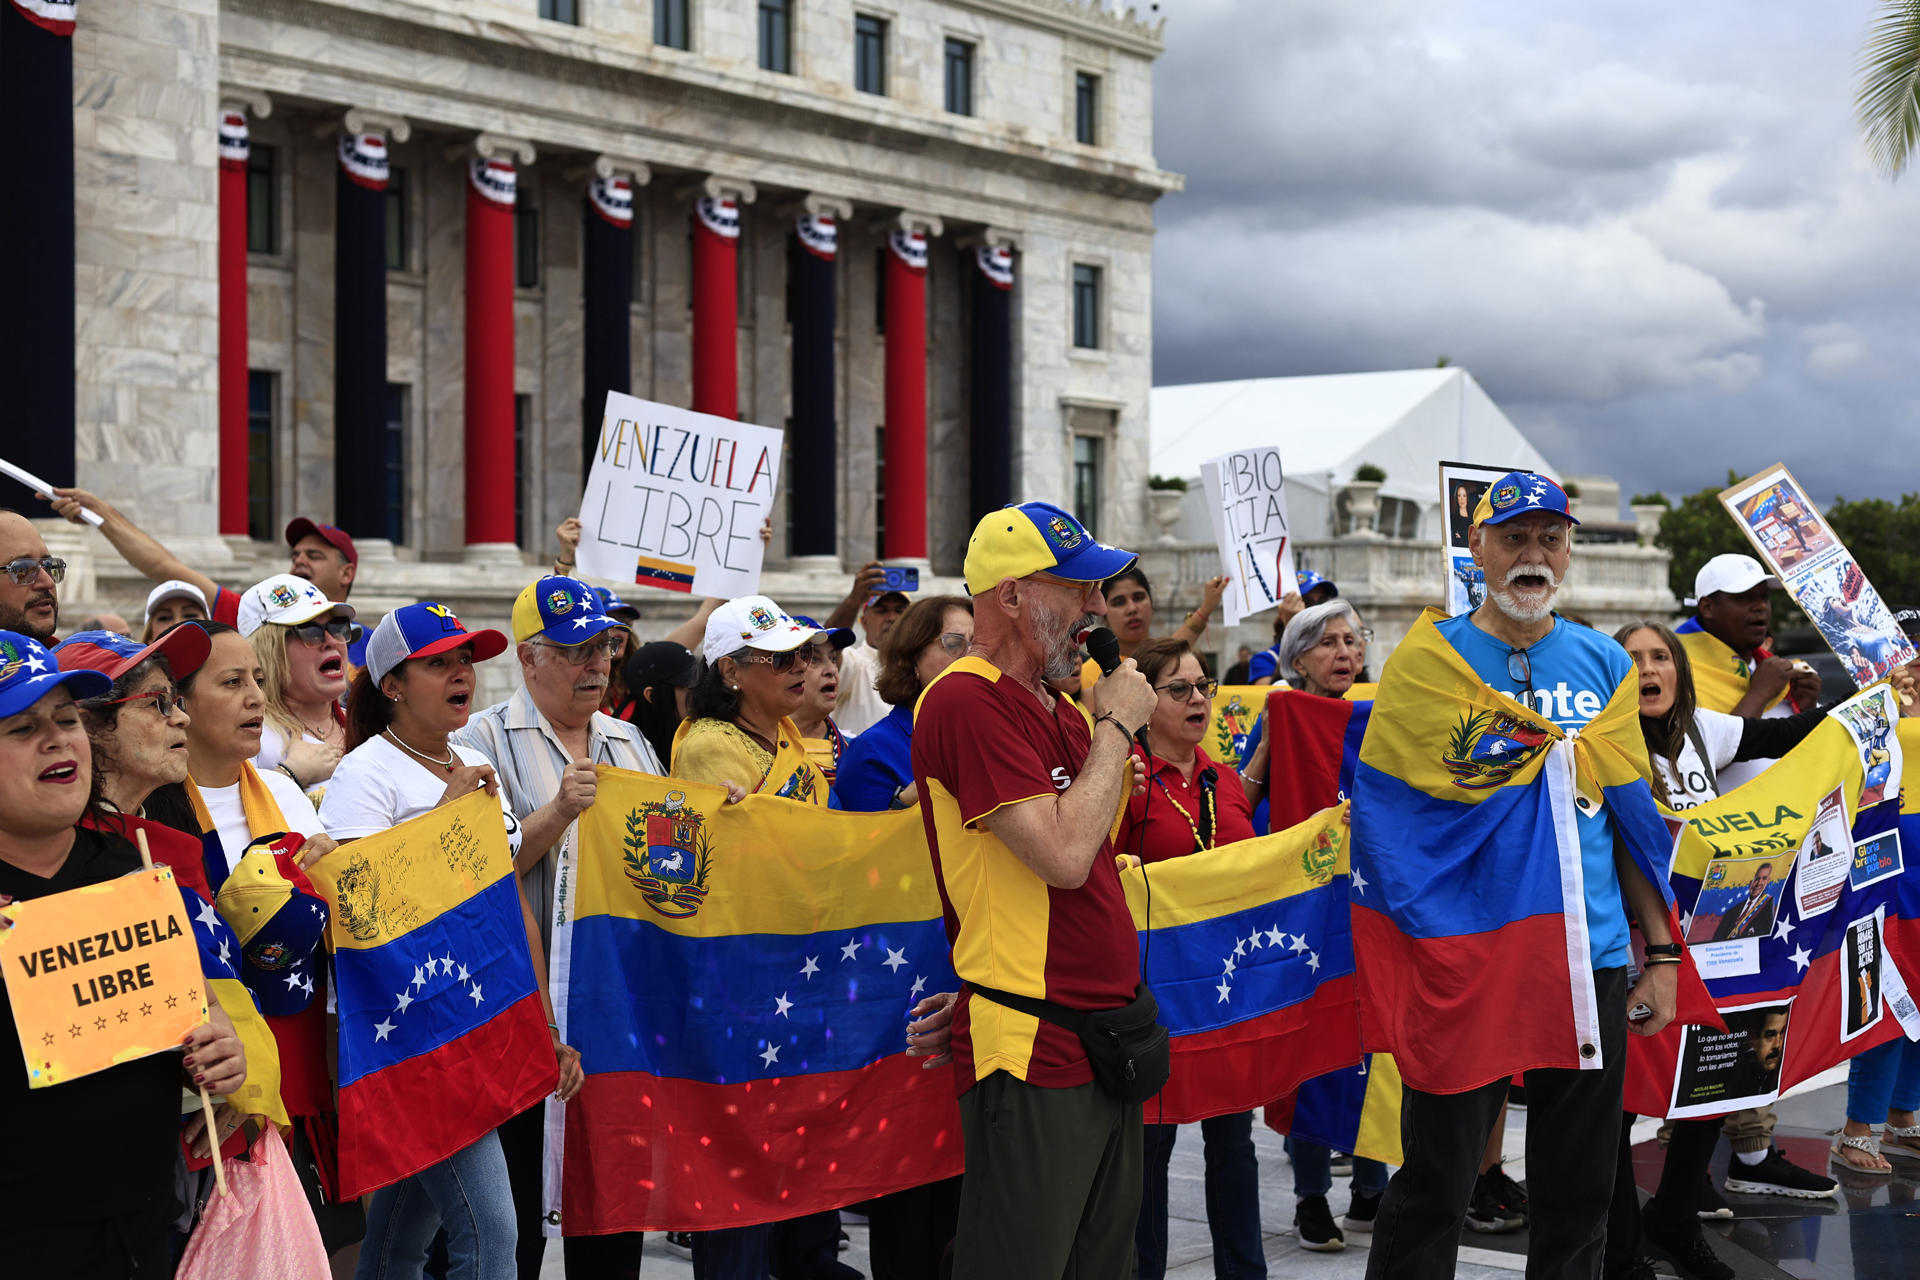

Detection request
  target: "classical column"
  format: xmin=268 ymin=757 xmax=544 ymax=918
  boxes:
xmin=0 ymin=0 xmax=76 ymax=504
xmin=460 ymin=134 xmax=535 ymax=555
xmin=788 ymin=194 xmax=852 ymax=561
xmin=968 ymin=231 xmax=1018 ymax=521
xmin=332 ymin=109 xmax=409 ymax=539
xmin=582 ymin=156 xmax=650 ymax=475
xmin=881 ymin=212 xmax=943 ymax=563
xmin=217 ymin=92 xmax=271 ymax=536
xmin=689 ymin=176 xmax=756 ymax=420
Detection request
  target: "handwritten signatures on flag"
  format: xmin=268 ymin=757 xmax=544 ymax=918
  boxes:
xmin=621 ymin=791 xmax=714 ymax=919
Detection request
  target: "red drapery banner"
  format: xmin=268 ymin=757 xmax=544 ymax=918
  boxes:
xmin=691 ymin=194 xmax=739 ymax=420
xmin=465 ymin=155 xmax=517 ymax=546
xmin=882 ymin=227 xmax=929 ymax=559
xmin=217 ymin=108 xmax=250 ymax=536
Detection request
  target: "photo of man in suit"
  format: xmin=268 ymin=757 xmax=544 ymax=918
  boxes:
xmin=1712 ymin=862 xmax=1778 ymax=941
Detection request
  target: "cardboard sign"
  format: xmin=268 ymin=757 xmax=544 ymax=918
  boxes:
xmin=0 ymin=866 xmax=206 ymax=1087
xmin=1721 ymin=465 xmax=1916 ymax=687
xmin=1200 ymin=447 xmax=1294 ymax=627
xmin=1669 ymin=999 xmax=1793 ymax=1119
xmin=575 ymin=391 xmax=784 ymax=599
xmin=1438 ymin=461 xmax=1511 ymax=616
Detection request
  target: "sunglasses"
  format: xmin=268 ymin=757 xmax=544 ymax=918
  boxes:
xmin=97 ymin=688 xmax=181 ymax=718
xmin=533 ymin=636 xmax=619 ymax=666
xmin=1154 ymin=678 xmax=1218 ymax=702
xmin=290 ymin=618 xmax=363 ymax=647
xmin=739 ymin=646 xmax=823 ymax=674
xmin=1507 ymin=648 xmax=1535 ymax=707
xmin=2 ymin=556 xmax=66 ymax=586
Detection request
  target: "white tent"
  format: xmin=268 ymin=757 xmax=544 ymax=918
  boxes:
xmin=1150 ymin=368 xmax=1557 ymax=542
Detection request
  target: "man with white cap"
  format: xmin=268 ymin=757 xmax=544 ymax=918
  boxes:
xmin=1676 ymin=553 xmax=1823 ymax=755
xmin=142 ymin=580 xmax=218 ymax=641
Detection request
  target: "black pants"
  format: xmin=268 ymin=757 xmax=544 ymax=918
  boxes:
xmin=497 ymin=1101 xmax=647 ymax=1280
xmin=864 ymin=1177 xmax=962 ymax=1280
xmin=1605 ymin=1113 xmax=1721 ymax=1274
xmin=1367 ymin=966 xmax=1629 ymax=1280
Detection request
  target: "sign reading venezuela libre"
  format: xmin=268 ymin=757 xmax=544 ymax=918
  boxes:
xmin=0 ymin=865 xmax=206 ymax=1087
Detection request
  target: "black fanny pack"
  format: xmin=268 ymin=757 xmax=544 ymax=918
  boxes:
xmin=968 ymin=982 xmax=1170 ymax=1104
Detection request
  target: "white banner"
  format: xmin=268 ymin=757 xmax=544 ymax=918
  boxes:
xmin=574 ymin=391 xmax=783 ymax=600
xmin=1200 ymin=446 xmax=1293 ymax=627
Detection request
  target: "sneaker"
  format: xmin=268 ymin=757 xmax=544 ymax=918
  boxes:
xmin=1642 ymin=1207 xmax=1734 ymax=1280
xmin=662 ymin=1232 xmax=695 ymax=1258
xmin=1340 ymin=1190 xmax=1381 ymax=1233
xmin=1295 ymin=1194 xmax=1346 ymax=1252
xmin=1466 ymin=1171 xmax=1526 ymax=1233
xmin=1695 ymin=1174 xmax=1733 ymax=1220
xmin=1723 ymin=1147 xmax=1841 ymax=1199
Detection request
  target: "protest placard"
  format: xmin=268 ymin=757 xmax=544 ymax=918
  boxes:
xmin=1437 ymin=461 xmax=1510 ymax=616
xmin=1721 ymin=465 xmax=1916 ymax=687
xmin=1669 ymin=1000 xmax=1792 ymax=1118
xmin=1200 ymin=447 xmax=1294 ymax=627
xmin=575 ymin=391 xmax=784 ymax=599
xmin=0 ymin=865 xmax=205 ymax=1088
xmin=1842 ymin=908 xmax=1885 ymax=1042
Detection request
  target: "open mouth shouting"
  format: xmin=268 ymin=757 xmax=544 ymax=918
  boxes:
xmin=317 ymin=653 xmax=346 ymax=680
xmin=237 ymin=715 xmax=264 ymax=738
xmin=1184 ymin=706 xmax=1208 ymax=730
xmin=39 ymin=758 xmax=80 ymax=785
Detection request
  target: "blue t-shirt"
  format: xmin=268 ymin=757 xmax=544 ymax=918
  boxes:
xmin=1435 ymin=613 xmax=1632 ymax=969
xmin=1247 ymin=647 xmax=1280 ymax=684
xmin=829 ymin=703 xmax=914 ymax=813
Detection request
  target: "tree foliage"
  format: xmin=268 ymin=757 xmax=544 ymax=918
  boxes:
xmin=1653 ymin=472 xmax=1752 ymax=606
xmin=1856 ymin=0 xmax=1920 ymax=179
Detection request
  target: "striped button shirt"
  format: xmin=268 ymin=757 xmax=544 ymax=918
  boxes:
xmin=453 ymin=685 xmax=665 ymax=950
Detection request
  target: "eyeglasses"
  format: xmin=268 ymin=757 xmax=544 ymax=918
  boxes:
xmin=289 ymin=618 xmax=363 ymax=647
xmin=533 ymin=636 xmax=619 ymax=666
xmin=1506 ymin=648 xmax=1535 ymax=708
xmin=937 ymin=632 xmax=971 ymax=655
xmin=1155 ymin=678 xmax=1218 ymax=702
xmin=739 ymin=646 xmax=823 ymax=673
xmin=2 ymin=557 xmax=66 ymax=586
xmin=96 ymin=689 xmax=181 ymax=718
xmin=1318 ymin=627 xmax=1375 ymax=648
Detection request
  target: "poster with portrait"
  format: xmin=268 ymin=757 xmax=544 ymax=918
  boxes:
xmin=1437 ymin=461 xmax=1511 ymax=616
xmin=1791 ymin=786 xmax=1854 ymax=920
xmin=1670 ymin=1000 xmax=1794 ymax=1118
xmin=1842 ymin=909 xmax=1886 ymax=1043
xmin=1686 ymin=850 xmax=1791 ymax=979
xmin=1720 ymin=465 xmax=1916 ymax=687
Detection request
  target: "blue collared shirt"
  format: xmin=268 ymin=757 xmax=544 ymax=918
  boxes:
xmin=830 ymin=703 xmax=914 ymax=813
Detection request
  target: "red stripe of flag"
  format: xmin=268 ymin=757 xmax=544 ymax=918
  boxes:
xmin=1153 ymin=972 xmax=1362 ymax=1125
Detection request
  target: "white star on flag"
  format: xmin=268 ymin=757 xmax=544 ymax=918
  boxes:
xmin=469 ymin=983 xmax=485 ymax=1005
xmin=217 ymin=940 xmax=231 ymax=967
xmin=394 ymin=991 xmax=413 ymax=1013
xmin=1789 ymin=945 xmax=1811 ymax=974
xmin=760 ymin=1044 xmax=780 ymax=1067
xmin=283 ymin=971 xmax=304 ymax=991
xmin=1351 ymin=869 xmax=1368 ymax=896
xmin=840 ymin=938 xmax=862 ymax=961
xmin=800 ymin=956 xmax=820 ymax=978
xmin=1290 ymin=935 xmax=1308 ymax=954
xmin=1265 ymin=926 xmax=1286 ymax=948
xmin=909 ymin=975 xmax=927 ymax=998
xmin=412 ymin=965 xmax=426 ymax=990
xmin=1222 ymin=956 xmax=1237 ymax=976
xmin=1307 ymin=952 xmax=1321 ymax=973
xmin=301 ymin=974 xmax=314 ymax=995
xmin=1233 ymin=938 xmax=1247 ymax=958
xmin=1248 ymin=932 xmax=1264 ymax=950
xmin=1216 ymin=978 xmax=1232 ymax=1003
xmin=1773 ymin=915 xmax=1796 ymax=944
xmin=1679 ymin=912 xmax=1694 ymax=935
xmin=195 ymin=900 xmax=221 ymax=933
xmin=457 ymin=964 xmax=471 ymax=983
xmin=883 ymin=947 xmax=908 ymax=972
xmin=773 ymin=993 xmax=793 ymax=1017
xmin=374 ymin=1018 xmax=395 ymax=1042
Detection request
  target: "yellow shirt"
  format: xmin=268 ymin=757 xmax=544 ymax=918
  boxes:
xmin=670 ymin=717 xmax=825 ymax=806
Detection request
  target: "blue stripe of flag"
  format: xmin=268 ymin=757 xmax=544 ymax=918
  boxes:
xmin=1143 ymin=880 xmax=1353 ymax=1036
xmin=1337 ymin=702 xmax=1372 ymax=798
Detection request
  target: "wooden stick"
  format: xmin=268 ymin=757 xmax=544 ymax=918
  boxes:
xmin=138 ymin=830 xmax=229 ymax=1197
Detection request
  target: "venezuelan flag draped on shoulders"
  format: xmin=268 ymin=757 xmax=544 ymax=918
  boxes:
xmin=1351 ymin=607 xmax=1714 ymax=1094
xmin=549 ymin=768 xmax=963 ymax=1235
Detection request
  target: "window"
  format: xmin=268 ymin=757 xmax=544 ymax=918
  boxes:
xmin=382 ymin=384 xmax=409 ymax=545
xmin=538 ymin=0 xmax=578 ymax=22
xmin=515 ymin=195 xmax=540 ymax=289
xmin=246 ymin=144 xmax=277 ymax=254
xmin=384 ymin=167 xmax=408 ymax=271
xmin=1072 ymin=435 xmax=1102 ymax=536
xmin=854 ymin=14 xmax=887 ymax=95
xmin=1071 ymin=263 xmax=1101 ymax=349
xmin=1075 ymin=71 xmax=1099 ymax=145
xmin=874 ymin=426 xmax=887 ymax=559
xmin=515 ymin=394 xmax=533 ymax=548
xmin=758 ymin=0 xmax=791 ymax=73
xmin=655 ymin=0 xmax=689 ymax=49
xmin=246 ymin=371 xmax=275 ymax=541
xmin=944 ymin=39 xmax=974 ymax=115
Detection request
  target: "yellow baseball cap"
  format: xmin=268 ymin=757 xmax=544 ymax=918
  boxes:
xmin=511 ymin=575 xmax=620 ymax=644
xmin=963 ymin=502 xmax=1136 ymax=596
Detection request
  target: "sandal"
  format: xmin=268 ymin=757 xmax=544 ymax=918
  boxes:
xmin=1832 ymin=1132 xmax=1893 ymax=1174
xmin=1882 ymin=1123 xmax=1920 ymax=1164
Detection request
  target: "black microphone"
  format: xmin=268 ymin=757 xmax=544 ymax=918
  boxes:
xmin=1081 ymin=626 xmax=1150 ymax=750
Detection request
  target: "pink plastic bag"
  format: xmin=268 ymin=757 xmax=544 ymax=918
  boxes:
xmin=176 ymin=1125 xmax=331 ymax=1280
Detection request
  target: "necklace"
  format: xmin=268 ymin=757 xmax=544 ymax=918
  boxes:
xmin=1153 ymin=769 xmax=1218 ymax=853
xmin=384 ymin=727 xmax=456 ymax=771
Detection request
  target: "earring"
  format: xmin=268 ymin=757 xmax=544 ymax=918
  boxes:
xmin=730 ymin=685 xmax=740 ymax=692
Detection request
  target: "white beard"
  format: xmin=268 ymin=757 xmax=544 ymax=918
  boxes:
xmin=1489 ymin=563 xmax=1560 ymax=623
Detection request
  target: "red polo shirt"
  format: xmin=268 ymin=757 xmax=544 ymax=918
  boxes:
xmin=1121 ymin=745 xmax=1255 ymax=864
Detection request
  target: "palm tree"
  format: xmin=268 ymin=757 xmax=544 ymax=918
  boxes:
xmin=1857 ymin=1 xmax=1920 ymax=178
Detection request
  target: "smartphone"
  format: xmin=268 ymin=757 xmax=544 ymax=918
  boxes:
xmin=879 ymin=565 xmax=920 ymax=593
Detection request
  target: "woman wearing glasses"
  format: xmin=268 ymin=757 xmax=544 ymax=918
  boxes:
xmin=831 ymin=596 xmax=973 ymax=813
xmin=1119 ymin=637 xmax=1266 ymax=1280
xmin=235 ymin=574 xmax=357 ymax=795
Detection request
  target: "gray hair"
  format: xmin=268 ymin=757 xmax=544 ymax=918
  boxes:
xmin=1277 ymin=600 xmax=1364 ymax=681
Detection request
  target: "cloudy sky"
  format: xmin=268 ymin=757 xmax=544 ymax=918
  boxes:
xmin=1150 ymin=0 xmax=1920 ymax=509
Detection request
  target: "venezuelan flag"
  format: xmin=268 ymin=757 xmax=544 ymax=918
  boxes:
xmin=549 ymin=769 xmax=963 ymax=1234
xmin=307 ymin=789 xmax=557 ymax=1198
xmin=1624 ymin=706 xmax=1920 ymax=1116
xmin=1118 ymin=806 xmax=1365 ymax=1124
xmin=634 ymin=554 xmax=696 ymax=593
xmin=1351 ymin=608 xmax=1711 ymax=1095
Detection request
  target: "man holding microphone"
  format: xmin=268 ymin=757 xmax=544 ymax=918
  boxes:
xmin=911 ymin=501 xmax=1158 ymax=1279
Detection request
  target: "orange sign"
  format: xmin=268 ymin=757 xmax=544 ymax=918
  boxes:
xmin=0 ymin=866 xmax=206 ymax=1088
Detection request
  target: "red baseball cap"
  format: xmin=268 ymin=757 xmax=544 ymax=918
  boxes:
xmin=285 ymin=517 xmax=359 ymax=566
xmin=53 ymin=624 xmax=212 ymax=683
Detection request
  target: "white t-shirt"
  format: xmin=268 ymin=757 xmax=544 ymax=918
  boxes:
xmin=835 ymin=640 xmax=889 ymax=736
xmin=1654 ymin=708 xmax=1745 ymax=811
xmin=199 ymin=766 xmax=326 ymax=882
xmin=319 ymin=734 xmax=523 ymax=857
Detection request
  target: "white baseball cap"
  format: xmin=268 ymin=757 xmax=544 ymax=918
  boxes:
xmin=237 ymin=573 xmax=355 ymax=637
xmin=701 ymin=595 xmax=826 ymax=665
xmin=1690 ymin=553 xmax=1781 ymax=606
xmin=144 ymin=579 xmax=210 ymax=628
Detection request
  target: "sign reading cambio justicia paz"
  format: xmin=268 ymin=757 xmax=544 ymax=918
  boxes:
xmin=575 ymin=391 xmax=785 ymax=599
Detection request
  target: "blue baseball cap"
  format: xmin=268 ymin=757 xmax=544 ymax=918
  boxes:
xmin=0 ymin=631 xmax=110 ymax=718
xmin=366 ymin=602 xmax=509 ymax=684
xmin=590 ymin=586 xmax=640 ymax=624
xmin=511 ymin=575 xmax=618 ymax=645
xmin=1296 ymin=571 xmax=1338 ymax=599
xmin=963 ymin=501 xmax=1136 ymax=596
xmin=792 ymin=615 xmax=856 ymax=650
xmin=1473 ymin=471 xmax=1581 ymax=527
xmin=55 ymin=625 xmax=211 ymax=683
